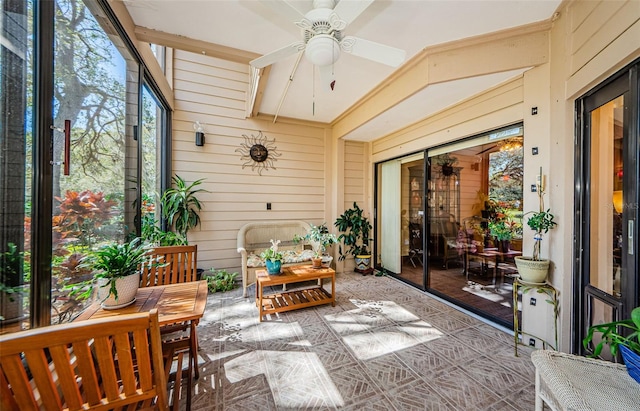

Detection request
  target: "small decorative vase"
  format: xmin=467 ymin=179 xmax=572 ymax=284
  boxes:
xmin=321 ymin=255 xmax=333 ymax=268
xmin=311 ymin=257 xmax=322 ymax=269
xmin=620 ymin=345 xmax=640 ymax=384
xmin=97 ymin=272 xmax=139 ymax=309
xmin=514 ymin=256 xmax=550 ymax=283
xmin=265 ymin=259 xmax=282 ymax=275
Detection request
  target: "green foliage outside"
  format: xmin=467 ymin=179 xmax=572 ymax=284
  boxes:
xmin=204 ymin=269 xmax=238 ymax=293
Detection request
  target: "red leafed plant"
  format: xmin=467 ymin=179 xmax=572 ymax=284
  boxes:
xmin=53 ymin=190 xmax=118 ymax=247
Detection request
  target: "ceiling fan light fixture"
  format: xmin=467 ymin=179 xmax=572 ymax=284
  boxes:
xmin=304 ymin=34 xmax=340 ymax=66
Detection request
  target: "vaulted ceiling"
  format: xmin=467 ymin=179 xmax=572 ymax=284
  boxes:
xmin=123 ymin=0 xmax=561 ymax=141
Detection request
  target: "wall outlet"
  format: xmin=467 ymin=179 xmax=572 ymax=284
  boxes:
xmin=529 ymin=338 xmax=536 ymax=347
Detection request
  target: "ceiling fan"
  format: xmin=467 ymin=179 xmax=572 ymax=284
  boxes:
xmin=250 ymin=0 xmax=406 ymax=70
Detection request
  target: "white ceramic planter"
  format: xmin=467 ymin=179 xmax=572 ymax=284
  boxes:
xmin=514 ymin=256 xmax=550 ymax=284
xmin=97 ymin=272 xmax=140 ymax=309
xmin=321 ymin=255 xmax=333 ymax=268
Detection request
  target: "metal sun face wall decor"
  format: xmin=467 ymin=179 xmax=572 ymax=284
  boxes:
xmin=236 ymin=131 xmax=281 ymax=175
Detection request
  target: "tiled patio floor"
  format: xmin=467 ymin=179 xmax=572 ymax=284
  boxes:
xmin=189 ymin=271 xmax=537 ymax=410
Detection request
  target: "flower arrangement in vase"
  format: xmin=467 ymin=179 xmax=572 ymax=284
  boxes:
xmin=260 ymin=239 xmax=283 ymax=275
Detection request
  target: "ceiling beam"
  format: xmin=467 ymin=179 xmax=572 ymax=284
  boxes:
xmin=134 ymin=26 xmax=270 ymax=117
xmin=134 ymin=26 xmax=259 ymax=64
xmin=331 ymin=19 xmax=552 ymax=140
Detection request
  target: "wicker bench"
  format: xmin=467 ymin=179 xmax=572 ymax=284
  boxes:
xmin=237 ymin=220 xmax=316 ymax=297
xmin=531 ymin=350 xmax=640 ymax=410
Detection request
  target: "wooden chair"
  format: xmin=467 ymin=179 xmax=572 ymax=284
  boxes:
xmin=140 ymin=244 xmax=200 ymax=398
xmin=140 ymin=245 xmax=198 ymax=287
xmin=0 ymin=309 xmax=168 ymax=410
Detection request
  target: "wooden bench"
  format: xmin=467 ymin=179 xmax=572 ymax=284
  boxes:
xmin=0 ymin=309 xmax=168 ymax=410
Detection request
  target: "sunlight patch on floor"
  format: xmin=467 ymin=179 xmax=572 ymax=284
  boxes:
xmin=326 ymin=300 xmax=444 ymax=360
xmin=224 ymin=350 xmax=344 ymax=408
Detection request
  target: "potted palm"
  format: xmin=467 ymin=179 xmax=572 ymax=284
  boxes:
xmin=161 ymin=175 xmax=207 ymax=241
xmin=335 ymin=202 xmax=373 ymax=273
xmin=583 ymin=306 xmax=640 ymax=383
xmin=260 ymin=240 xmax=283 ymax=274
xmin=515 ymin=169 xmax=557 ymax=283
xmin=87 ymin=237 xmax=148 ymax=309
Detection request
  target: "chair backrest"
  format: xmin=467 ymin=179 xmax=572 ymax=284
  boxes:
xmin=141 ymin=245 xmax=198 ymax=287
xmin=0 ymin=309 xmax=168 ymax=411
xmin=408 ymin=222 xmax=422 ymax=249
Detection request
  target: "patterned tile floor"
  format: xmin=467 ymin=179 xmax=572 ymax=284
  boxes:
xmin=188 ymin=271 xmax=536 ymax=410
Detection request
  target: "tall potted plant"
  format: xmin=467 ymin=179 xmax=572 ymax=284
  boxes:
xmin=161 ymin=175 xmax=207 ymax=241
xmin=87 ymin=237 xmax=149 ymax=309
xmin=334 ymin=202 xmax=373 ymax=273
xmin=515 ymin=169 xmax=557 ymax=283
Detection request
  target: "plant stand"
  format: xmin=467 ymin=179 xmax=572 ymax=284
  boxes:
xmin=512 ymin=278 xmax=558 ymax=356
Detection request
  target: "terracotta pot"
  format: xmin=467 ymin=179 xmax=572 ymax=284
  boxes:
xmin=311 ymin=257 xmax=322 ymax=268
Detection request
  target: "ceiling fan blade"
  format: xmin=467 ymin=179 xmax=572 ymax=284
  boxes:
xmin=333 ymin=0 xmax=374 ymax=25
xmin=260 ymin=0 xmax=306 ymax=23
xmin=250 ymin=41 xmax=305 ymax=68
xmin=341 ymin=36 xmax=406 ymax=67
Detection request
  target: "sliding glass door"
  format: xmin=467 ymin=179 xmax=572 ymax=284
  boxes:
xmin=375 ymin=125 xmax=524 ymax=328
xmin=376 ymin=153 xmax=425 ymax=288
xmin=1 ymin=0 xmax=169 ymax=332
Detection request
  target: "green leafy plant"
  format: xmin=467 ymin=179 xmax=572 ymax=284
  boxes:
xmin=523 ymin=171 xmax=557 ymax=261
xmin=583 ymin=306 xmax=640 ymax=357
xmin=294 ymin=223 xmax=338 ymax=257
xmin=334 ymin=202 xmax=372 ymax=261
xmin=260 ymin=246 xmax=283 ymax=263
xmin=142 ymin=214 xmax=188 ymax=246
xmin=0 ymin=243 xmax=23 ymax=299
xmin=161 ymin=175 xmax=207 ymax=239
xmin=84 ymin=237 xmax=148 ymax=301
xmin=204 ymin=269 xmax=238 ymax=293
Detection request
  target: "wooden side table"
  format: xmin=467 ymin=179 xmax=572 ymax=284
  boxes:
xmin=256 ymin=265 xmax=335 ymax=321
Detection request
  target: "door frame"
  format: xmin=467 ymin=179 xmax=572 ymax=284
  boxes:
xmin=573 ymin=59 xmax=640 ymax=354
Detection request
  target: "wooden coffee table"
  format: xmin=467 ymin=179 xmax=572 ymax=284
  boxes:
xmin=256 ymin=265 xmax=335 ymax=321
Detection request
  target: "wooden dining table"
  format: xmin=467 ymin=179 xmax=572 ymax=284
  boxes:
xmin=74 ymin=280 xmax=208 ymax=377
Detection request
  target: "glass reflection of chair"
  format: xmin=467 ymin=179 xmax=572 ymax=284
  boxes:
xmin=408 ymin=222 xmax=423 ymax=268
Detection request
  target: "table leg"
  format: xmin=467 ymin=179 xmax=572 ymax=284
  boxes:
xmin=258 ymin=281 xmax=263 ymax=322
xmin=190 ymin=320 xmax=199 ymax=379
xmin=331 ymin=274 xmax=335 ymax=307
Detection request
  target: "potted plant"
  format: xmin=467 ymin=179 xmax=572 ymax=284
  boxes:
xmin=583 ymin=306 xmax=640 ymax=383
xmin=334 ymin=202 xmax=373 ymax=273
xmin=435 ymin=153 xmax=458 ymax=176
xmin=0 ymin=243 xmax=24 ymax=324
xmin=294 ymin=223 xmax=338 ymax=268
xmin=87 ymin=237 xmax=149 ymax=309
xmin=161 ymin=175 xmax=207 ymax=241
xmin=260 ymin=239 xmax=283 ymax=274
xmin=515 ymin=170 xmax=557 ymax=283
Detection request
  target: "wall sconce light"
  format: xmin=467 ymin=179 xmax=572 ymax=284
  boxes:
xmin=194 ymin=121 xmax=205 ymax=146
